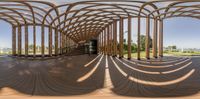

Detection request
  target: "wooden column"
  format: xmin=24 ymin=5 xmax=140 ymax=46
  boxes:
xmin=18 ymin=26 xmax=22 ymax=56
xmin=109 ymin=24 xmax=112 ymax=55
xmin=107 ymin=26 xmax=110 ymax=55
xmin=65 ymin=35 xmax=68 ymax=53
xmin=41 ymin=25 xmax=45 ymax=57
xmin=104 ymin=30 xmax=106 ymax=54
xmin=102 ymin=30 xmax=104 ymax=54
xmin=137 ymin=16 xmax=141 ymax=60
xmin=49 ymin=26 xmax=52 ymax=56
xmin=65 ymin=34 xmax=67 ymax=54
xmin=113 ymin=20 xmax=117 ymax=57
xmin=101 ymin=32 xmax=102 ymax=53
xmin=109 ymin=25 xmax=112 ymax=55
xmin=62 ymin=33 xmax=65 ymax=54
xmin=60 ymin=32 xmax=62 ymax=54
xmin=101 ymin=31 xmax=103 ymax=53
xmin=145 ymin=16 xmax=150 ymax=59
xmin=99 ymin=33 xmax=101 ymax=53
xmin=97 ymin=34 xmax=101 ymax=54
xmin=55 ymin=28 xmax=58 ymax=55
xmin=159 ymin=20 xmax=163 ymax=57
xmin=101 ymin=31 xmax=103 ymax=54
xmin=119 ymin=17 xmax=124 ymax=58
xmin=63 ymin=34 xmax=65 ymax=54
xmin=128 ymin=16 xmax=132 ymax=60
xmin=153 ymin=18 xmax=158 ymax=58
xmin=66 ymin=36 xmax=68 ymax=53
xmin=33 ymin=25 xmax=36 ymax=57
xmin=98 ymin=33 xmax=100 ymax=54
xmin=25 ymin=25 xmax=28 ymax=56
xmin=12 ymin=26 xmax=16 ymax=56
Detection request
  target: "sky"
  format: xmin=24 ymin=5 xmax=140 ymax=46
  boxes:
xmin=0 ymin=21 xmax=11 ymax=48
xmin=163 ymin=18 xmax=200 ymax=49
xmin=123 ymin=17 xmax=200 ymax=49
xmin=1 ymin=17 xmax=200 ymax=49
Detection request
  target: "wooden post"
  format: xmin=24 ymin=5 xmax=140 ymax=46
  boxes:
xmin=18 ymin=26 xmax=22 ymax=56
xmin=49 ymin=26 xmax=52 ymax=56
xmin=113 ymin=20 xmax=117 ymax=57
xmin=153 ymin=18 xmax=158 ymax=58
xmin=159 ymin=20 xmax=163 ymax=57
xmin=104 ymin=29 xmax=106 ymax=54
xmin=146 ymin=16 xmax=150 ymax=59
xmin=12 ymin=26 xmax=16 ymax=56
xmin=25 ymin=25 xmax=28 ymax=56
xmin=110 ymin=24 xmax=113 ymax=56
xmin=41 ymin=25 xmax=45 ymax=57
xmin=119 ymin=17 xmax=124 ymax=58
xmin=128 ymin=16 xmax=132 ymax=60
xmin=55 ymin=28 xmax=58 ymax=56
xmin=60 ymin=32 xmax=62 ymax=54
xmin=101 ymin=31 xmax=103 ymax=53
xmin=107 ymin=26 xmax=110 ymax=55
xmin=33 ymin=25 xmax=36 ymax=57
xmin=137 ymin=16 xmax=141 ymax=60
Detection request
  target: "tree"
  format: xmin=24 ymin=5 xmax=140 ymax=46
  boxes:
xmin=167 ymin=45 xmax=177 ymax=51
xmin=131 ymin=43 xmax=137 ymax=53
xmin=140 ymin=35 xmax=152 ymax=51
xmin=121 ymin=34 xmax=152 ymax=53
xmin=123 ymin=39 xmax=127 ymax=44
xmin=172 ymin=45 xmax=177 ymax=50
xmin=29 ymin=44 xmax=34 ymax=50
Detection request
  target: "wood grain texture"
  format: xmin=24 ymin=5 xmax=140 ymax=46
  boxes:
xmin=0 ymin=55 xmax=200 ymax=99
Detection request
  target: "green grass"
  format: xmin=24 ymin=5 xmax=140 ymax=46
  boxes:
xmin=0 ymin=53 xmax=8 ymax=55
xmin=0 ymin=51 xmax=12 ymax=55
xmin=124 ymin=51 xmax=200 ymax=58
xmin=164 ymin=51 xmax=200 ymax=56
xmin=124 ymin=51 xmax=153 ymax=58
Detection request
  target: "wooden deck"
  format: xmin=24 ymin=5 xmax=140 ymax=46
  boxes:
xmin=0 ymin=54 xmax=200 ymax=99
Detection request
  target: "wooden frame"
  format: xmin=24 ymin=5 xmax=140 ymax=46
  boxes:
xmin=0 ymin=0 xmax=199 ymax=58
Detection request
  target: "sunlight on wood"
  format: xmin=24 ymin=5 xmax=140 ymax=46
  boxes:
xmin=111 ymin=56 xmax=195 ymax=86
xmin=77 ymin=55 xmax=104 ymax=82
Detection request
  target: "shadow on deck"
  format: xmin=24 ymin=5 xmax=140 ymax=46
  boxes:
xmin=0 ymin=54 xmax=200 ymax=98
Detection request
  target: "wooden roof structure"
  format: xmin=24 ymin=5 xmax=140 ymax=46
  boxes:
xmin=0 ymin=0 xmax=199 ymax=42
xmin=0 ymin=0 xmax=200 ymax=58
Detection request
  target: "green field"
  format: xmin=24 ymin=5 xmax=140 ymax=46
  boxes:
xmin=124 ymin=51 xmax=152 ymax=58
xmin=124 ymin=51 xmax=200 ymax=58
xmin=164 ymin=51 xmax=200 ymax=56
xmin=0 ymin=52 xmax=12 ymax=55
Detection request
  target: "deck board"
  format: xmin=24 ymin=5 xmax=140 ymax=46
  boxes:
xmin=0 ymin=55 xmax=200 ymax=99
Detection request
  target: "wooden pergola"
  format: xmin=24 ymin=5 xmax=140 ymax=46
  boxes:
xmin=0 ymin=0 xmax=199 ymax=59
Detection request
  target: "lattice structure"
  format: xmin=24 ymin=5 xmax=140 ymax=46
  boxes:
xmin=0 ymin=0 xmax=199 ymax=58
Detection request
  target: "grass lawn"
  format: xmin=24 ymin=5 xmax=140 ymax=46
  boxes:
xmin=124 ymin=51 xmax=200 ymax=58
xmin=0 ymin=53 xmax=7 ymax=56
xmin=124 ymin=51 xmax=153 ymax=59
xmin=164 ymin=51 xmax=200 ymax=56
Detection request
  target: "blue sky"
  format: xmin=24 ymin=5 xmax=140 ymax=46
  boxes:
xmin=0 ymin=17 xmax=200 ymax=49
xmin=163 ymin=17 xmax=200 ymax=49
xmin=123 ymin=17 xmax=200 ymax=49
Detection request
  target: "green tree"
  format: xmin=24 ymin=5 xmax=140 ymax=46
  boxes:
xmin=123 ymin=39 xmax=126 ymax=44
xmin=167 ymin=45 xmax=177 ymax=51
xmin=131 ymin=43 xmax=137 ymax=53
xmin=29 ymin=44 xmax=34 ymax=50
xmin=140 ymin=35 xmax=152 ymax=51
xmin=172 ymin=45 xmax=177 ymax=50
xmin=121 ymin=34 xmax=152 ymax=53
xmin=124 ymin=44 xmax=128 ymax=51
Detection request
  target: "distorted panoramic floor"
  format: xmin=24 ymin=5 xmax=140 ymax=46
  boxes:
xmin=0 ymin=54 xmax=200 ymax=99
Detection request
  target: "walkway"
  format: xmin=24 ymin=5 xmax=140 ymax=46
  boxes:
xmin=0 ymin=55 xmax=200 ymax=99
